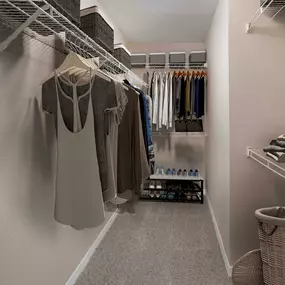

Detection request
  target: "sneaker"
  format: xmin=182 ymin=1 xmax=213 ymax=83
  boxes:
xmin=150 ymin=191 xmax=155 ymax=198
xmin=156 ymin=167 xmax=161 ymax=175
xmin=182 ymin=169 xmax=187 ymax=176
xmin=194 ymin=169 xmax=199 ymax=177
xmin=149 ymin=183 xmax=155 ymax=189
xmin=177 ymin=169 xmax=182 ymax=176
xmin=156 ymin=191 xmax=161 ymax=198
xmin=166 ymin=168 xmax=172 ymax=175
xmin=156 ymin=182 xmax=162 ymax=189
xmin=172 ymin=168 xmax=177 ymax=176
xmin=160 ymin=167 xmax=165 ymax=175
xmin=188 ymin=169 xmax=194 ymax=177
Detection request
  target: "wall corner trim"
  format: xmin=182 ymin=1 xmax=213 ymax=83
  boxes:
xmin=65 ymin=210 xmax=119 ymax=285
xmin=206 ymin=194 xmax=233 ymax=277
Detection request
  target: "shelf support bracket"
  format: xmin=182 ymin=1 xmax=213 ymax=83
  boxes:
xmin=0 ymin=5 xmax=49 ymax=53
xmin=246 ymin=146 xmax=252 ymax=157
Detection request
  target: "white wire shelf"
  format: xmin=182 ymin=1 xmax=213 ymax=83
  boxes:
xmin=149 ymin=174 xmax=204 ymax=181
xmin=246 ymin=146 xmax=285 ymax=179
xmin=0 ymin=0 xmax=147 ymax=87
xmin=152 ymin=132 xmax=207 ymax=137
xmin=246 ymin=0 xmax=285 ymax=33
xmin=132 ymin=63 xmax=207 ymax=70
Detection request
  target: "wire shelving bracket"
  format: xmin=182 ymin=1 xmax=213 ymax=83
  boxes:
xmin=0 ymin=0 xmax=147 ymax=87
xmin=246 ymin=146 xmax=285 ymax=179
xmin=246 ymin=0 xmax=285 ymax=33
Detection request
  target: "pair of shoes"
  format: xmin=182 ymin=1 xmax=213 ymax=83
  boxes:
xmin=166 ymin=168 xmax=172 ymax=175
xmin=156 ymin=167 xmax=165 ymax=175
xmin=149 ymin=182 xmax=162 ymax=189
xmin=188 ymin=169 xmax=199 ymax=177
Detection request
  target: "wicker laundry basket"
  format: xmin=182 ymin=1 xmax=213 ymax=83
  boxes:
xmin=255 ymin=207 xmax=285 ymax=285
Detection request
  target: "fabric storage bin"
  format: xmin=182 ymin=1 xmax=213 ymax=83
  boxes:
xmin=81 ymin=6 xmax=114 ymax=55
xmin=189 ymin=51 xmax=207 ymax=64
xmin=47 ymin=0 xmax=80 ymax=26
xmin=255 ymin=207 xmax=285 ymax=285
xmin=131 ymin=54 xmax=147 ymax=68
xmin=149 ymin=53 xmax=166 ymax=68
xmin=169 ymin=52 xmax=186 ymax=68
xmin=114 ymin=44 xmax=131 ymax=70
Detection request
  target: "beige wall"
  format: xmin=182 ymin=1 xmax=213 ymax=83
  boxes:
xmin=0 ymin=30 xmax=114 ymax=285
xmin=228 ymin=0 xmax=285 ymax=264
xmin=205 ymin=0 xmax=231 ymax=263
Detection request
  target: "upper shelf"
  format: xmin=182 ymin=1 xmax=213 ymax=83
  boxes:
xmin=246 ymin=147 xmax=285 ymax=179
xmin=0 ymin=0 xmax=147 ymax=87
xmin=246 ymin=0 xmax=285 ymax=33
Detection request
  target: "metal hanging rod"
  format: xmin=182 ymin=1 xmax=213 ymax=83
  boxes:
xmin=0 ymin=0 xmax=147 ymax=87
xmin=132 ymin=63 xmax=207 ymax=70
xmin=246 ymin=0 xmax=285 ymax=33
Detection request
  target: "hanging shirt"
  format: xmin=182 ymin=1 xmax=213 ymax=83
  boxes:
xmin=162 ymin=73 xmax=169 ymax=128
xmin=175 ymin=75 xmax=182 ymax=115
xmin=197 ymin=75 xmax=205 ymax=118
xmin=158 ymin=73 xmax=165 ymax=129
xmin=152 ymin=73 xmax=159 ymax=127
xmin=195 ymin=76 xmax=200 ymax=116
xmin=190 ymin=75 xmax=195 ymax=116
xmin=185 ymin=75 xmax=191 ymax=116
xmin=179 ymin=76 xmax=186 ymax=119
xmin=168 ymin=74 xmax=173 ymax=128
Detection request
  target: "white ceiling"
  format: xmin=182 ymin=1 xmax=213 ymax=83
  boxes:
xmin=98 ymin=0 xmax=219 ymax=43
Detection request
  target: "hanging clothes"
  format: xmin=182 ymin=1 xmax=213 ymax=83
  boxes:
xmin=54 ymin=73 xmax=105 ymax=229
xmin=168 ymin=73 xmax=173 ymax=128
xmin=175 ymin=75 xmax=182 ymax=115
xmin=197 ymin=75 xmax=205 ymax=118
xmin=158 ymin=73 xmax=165 ymax=129
xmin=185 ymin=75 xmax=191 ymax=116
xmin=162 ymin=73 xmax=169 ymax=128
xmin=152 ymin=72 xmax=159 ymax=128
xmin=42 ymin=75 xmax=127 ymax=205
xmin=190 ymin=74 xmax=195 ymax=117
xmin=179 ymin=75 xmax=186 ymax=119
xmin=194 ymin=75 xmax=200 ymax=116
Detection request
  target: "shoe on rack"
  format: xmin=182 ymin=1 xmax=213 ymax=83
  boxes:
xmin=160 ymin=167 xmax=165 ymax=175
xmin=149 ymin=183 xmax=155 ymax=189
xmin=150 ymin=191 xmax=155 ymax=198
xmin=177 ymin=169 xmax=182 ymax=176
xmin=166 ymin=168 xmax=172 ymax=175
xmin=172 ymin=168 xmax=177 ymax=176
xmin=182 ymin=169 xmax=187 ymax=177
xmin=156 ymin=182 xmax=162 ymax=189
xmin=156 ymin=191 xmax=161 ymax=198
xmin=156 ymin=166 xmax=161 ymax=175
xmin=194 ymin=169 xmax=199 ymax=177
xmin=188 ymin=169 xmax=194 ymax=177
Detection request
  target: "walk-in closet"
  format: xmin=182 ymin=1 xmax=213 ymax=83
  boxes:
xmin=1 ymin=0 xmax=285 ymax=284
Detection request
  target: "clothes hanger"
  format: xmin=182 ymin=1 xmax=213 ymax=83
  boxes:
xmin=42 ymin=52 xmax=111 ymax=84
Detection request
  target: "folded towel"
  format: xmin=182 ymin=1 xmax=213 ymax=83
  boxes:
xmin=264 ymin=145 xmax=285 ymax=153
xmin=266 ymin=151 xmax=285 ymax=163
xmin=277 ymin=134 xmax=285 ymax=141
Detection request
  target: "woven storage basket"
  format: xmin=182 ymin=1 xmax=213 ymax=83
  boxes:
xmin=255 ymin=207 xmax=285 ymax=285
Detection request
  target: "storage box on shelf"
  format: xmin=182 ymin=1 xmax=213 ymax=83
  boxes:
xmin=131 ymin=54 xmax=147 ymax=68
xmin=141 ymin=175 xmax=204 ymax=204
xmin=149 ymin=53 xmax=166 ymax=68
xmin=189 ymin=51 xmax=207 ymax=65
xmin=114 ymin=45 xmax=131 ymax=70
xmin=47 ymin=0 xmax=80 ymax=26
xmin=80 ymin=6 xmax=114 ymax=55
xmin=169 ymin=52 xmax=186 ymax=68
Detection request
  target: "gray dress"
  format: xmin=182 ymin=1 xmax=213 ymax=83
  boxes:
xmin=54 ymin=74 xmax=105 ymax=229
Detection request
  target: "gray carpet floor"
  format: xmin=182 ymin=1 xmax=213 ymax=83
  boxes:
xmin=76 ymin=201 xmax=232 ymax=285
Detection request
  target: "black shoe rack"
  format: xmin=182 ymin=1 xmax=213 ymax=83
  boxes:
xmin=140 ymin=176 xmax=204 ymax=204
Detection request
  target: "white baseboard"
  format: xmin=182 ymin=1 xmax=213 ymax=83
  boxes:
xmin=206 ymin=194 xmax=232 ymax=277
xmin=66 ymin=210 xmax=119 ymax=285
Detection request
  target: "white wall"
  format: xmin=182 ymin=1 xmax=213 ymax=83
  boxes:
xmin=0 ymin=31 xmax=114 ymax=285
xmin=80 ymin=0 xmax=127 ymax=45
xmin=205 ymin=0 xmax=230 ymax=264
xmin=228 ymin=0 xmax=285 ymax=264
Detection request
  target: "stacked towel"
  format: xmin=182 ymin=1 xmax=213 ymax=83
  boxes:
xmin=263 ymin=134 xmax=285 ymax=163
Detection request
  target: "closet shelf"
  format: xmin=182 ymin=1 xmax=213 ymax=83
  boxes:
xmin=246 ymin=147 xmax=285 ymax=179
xmin=149 ymin=175 xmax=204 ymax=181
xmin=0 ymin=0 xmax=147 ymax=87
xmin=246 ymin=0 xmax=285 ymax=33
xmin=152 ymin=132 xmax=207 ymax=137
xmin=133 ymin=63 xmax=207 ymax=70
